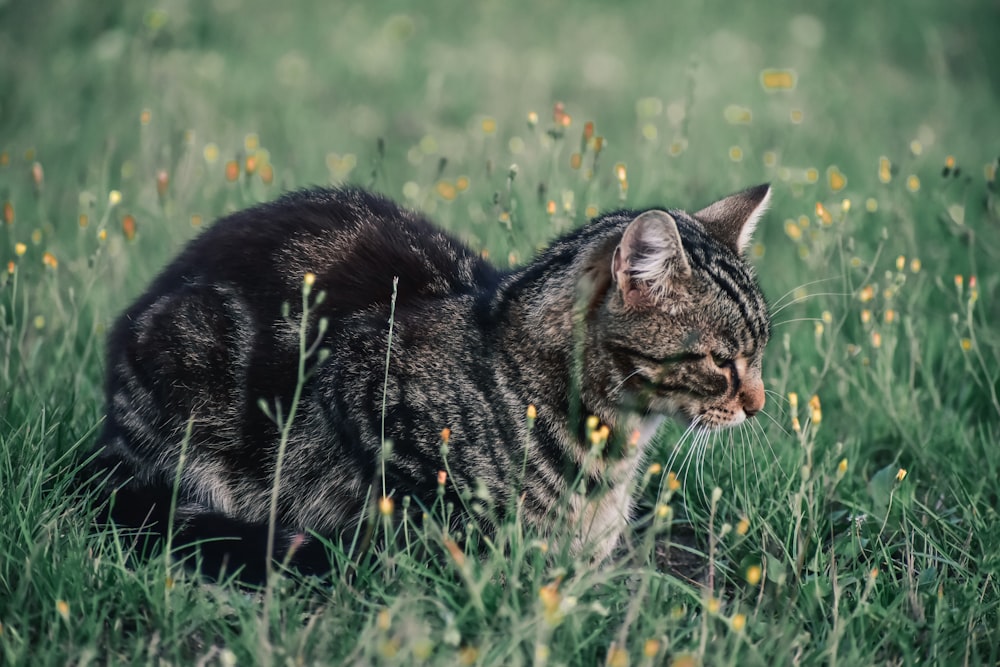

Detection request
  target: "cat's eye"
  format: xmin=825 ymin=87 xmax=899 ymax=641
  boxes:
xmin=710 ymin=353 xmax=733 ymax=369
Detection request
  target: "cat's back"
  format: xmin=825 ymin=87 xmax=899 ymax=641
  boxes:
xmin=141 ymin=187 xmax=498 ymax=312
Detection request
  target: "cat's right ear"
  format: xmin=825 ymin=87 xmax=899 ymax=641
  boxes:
xmin=612 ymin=210 xmax=691 ymax=308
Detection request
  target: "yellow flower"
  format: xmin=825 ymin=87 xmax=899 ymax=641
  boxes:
xmin=731 ymin=613 xmax=747 ymax=632
xmin=859 ymin=285 xmax=875 ymax=302
xmin=607 ymin=646 xmax=629 ymax=667
xmin=56 ymin=599 xmax=70 ymax=621
xmin=788 ymin=392 xmax=799 ymax=410
xmin=736 ymin=517 xmax=749 ymax=535
xmin=643 ymin=639 xmax=661 ymax=658
xmin=14 ymin=242 xmax=26 ymax=256
xmin=647 ymin=463 xmax=662 ymax=475
xmin=526 ymin=404 xmax=537 ymax=420
xmin=666 ymin=471 xmax=681 ymax=492
xmin=108 ymin=190 xmax=122 ymax=206
xmin=706 ymin=596 xmax=721 ymax=614
xmin=960 ymin=338 xmax=972 ymax=351
xmin=838 ymin=458 xmax=848 ymax=475
xmin=746 ymin=564 xmax=762 ymax=586
xmin=376 ymin=608 xmax=391 ymax=630
xmin=895 ymin=468 xmax=907 ymax=482
xmin=42 ymin=251 xmax=58 ymax=268
xmin=303 ymin=272 xmax=316 ymax=287
xmin=378 ymin=496 xmax=394 ymax=516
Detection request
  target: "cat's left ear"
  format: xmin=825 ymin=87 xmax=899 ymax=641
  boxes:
xmin=694 ymin=183 xmax=772 ymax=254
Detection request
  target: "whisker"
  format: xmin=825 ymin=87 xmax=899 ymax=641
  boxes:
xmin=770 ymin=276 xmax=843 ymax=309
xmin=772 ymin=317 xmax=825 ymax=328
xmin=611 ymin=370 xmax=642 ymax=394
xmin=769 ymin=291 xmax=851 ymax=317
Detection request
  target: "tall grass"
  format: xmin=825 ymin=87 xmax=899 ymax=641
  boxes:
xmin=1 ymin=0 xmax=999 ymax=664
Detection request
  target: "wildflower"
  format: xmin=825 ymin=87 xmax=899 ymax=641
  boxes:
xmin=98 ymin=229 xmax=107 ymax=241
xmin=784 ymin=219 xmax=802 ymax=241
xmin=841 ymin=198 xmax=851 ymax=211
xmin=789 ymin=109 xmax=804 ymax=123
xmin=792 ymin=416 xmax=801 ymax=433
xmin=79 ymin=214 xmax=89 ymax=228
xmin=527 ymin=111 xmax=539 ymax=128
xmin=260 ymin=163 xmax=274 ymax=185
xmin=884 ymin=309 xmax=896 ymax=323
xmin=736 ymin=517 xmax=749 ymax=535
xmin=570 ymin=152 xmax=582 ymax=169
xmin=156 ymin=170 xmax=169 ymax=197
xmin=378 ymin=496 xmax=394 ymax=516
xmin=539 ymin=581 xmax=562 ymax=625
xmin=377 ymin=608 xmax=391 ymax=630
xmin=970 ymin=276 xmax=978 ymax=303
xmin=546 ymin=200 xmax=556 ymax=215
xmin=303 ymin=272 xmax=316 ymax=287
xmin=871 ymin=331 xmax=882 ymax=348
xmin=614 ymin=163 xmax=627 ymax=182
xmin=870 ymin=567 xmax=879 ymax=580
xmin=670 ymin=655 xmax=698 ymax=667
xmin=3 ymin=201 xmax=12 ymax=224
xmin=666 ymin=471 xmax=681 ymax=492
xmin=878 ymin=157 xmax=892 ymax=183
xmin=861 ymin=309 xmax=871 ymax=324
xmin=828 ymin=167 xmax=846 ymax=191
xmin=746 ymin=564 xmax=762 ymax=586
xmin=437 ymin=470 xmax=447 ymax=486
xmin=643 ymin=639 xmax=661 ymax=658
xmin=527 ymin=404 xmax=537 ymax=421
xmin=788 ymin=392 xmax=799 ymax=410
xmin=815 ymin=202 xmax=832 ymax=225
xmin=607 ymin=646 xmax=629 ymax=667
xmin=655 ymin=504 xmax=672 ymax=519
xmin=122 ymin=214 xmax=136 ymax=241
xmin=435 ymin=181 xmax=457 ymax=201
xmin=444 ymin=538 xmax=466 ymax=567
xmin=859 ymin=285 xmax=875 ymax=302
xmin=32 ymin=162 xmax=44 ymax=189
xmin=42 ymin=252 xmax=58 ymax=268
xmin=225 ymin=160 xmax=239 ymax=181
xmin=809 ymin=395 xmax=822 ymax=424
xmin=729 ymin=146 xmax=743 ymax=162
xmin=56 ymin=599 xmax=70 ymax=621
xmin=108 ymin=190 xmax=122 ymax=206
xmin=245 ymin=155 xmax=257 ymax=175
xmin=909 ymin=140 xmax=922 ymax=156
xmin=458 ymin=646 xmax=478 ymax=665
xmin=895 ymin=468 xmax=907 ymax=482
xmin=865 ymin=198 xmax=878 ymax=212
xmin=647 ymin=463 xmax=662 ymax=475
xmin=731 ymin=613 xmax=747 ymax=632
xmin=14 ymin=242 xmax=26 ymax=256
xmin=906 ymin=175 xmax=920 ymax=192
xmin=761 ymin=69 xmax=796 ymax=90
xmin=838 ymin=458 xmax=848 ymax=475
xmin=805 ymin=168 xmax=819 ymax=183
xmin=954 ymin=275 xmax=963 ymax=290
xmin=706 ymin=596 xmax=721 ymax=614
xmin=6 ymin=261 xmax=13 ymax=274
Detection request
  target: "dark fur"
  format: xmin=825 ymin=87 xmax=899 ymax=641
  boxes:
xmin=89 ymin=186 xmax=771 ymax=579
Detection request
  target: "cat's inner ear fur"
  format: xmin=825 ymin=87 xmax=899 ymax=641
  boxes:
xmin=694 ymin=183 xmax=771 ymax=254
xmin=612 ymin=210 xmax=691 ymax=308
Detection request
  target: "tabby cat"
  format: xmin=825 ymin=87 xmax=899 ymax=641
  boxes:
xmin=91 ymin=184 xmax=771 ymax=580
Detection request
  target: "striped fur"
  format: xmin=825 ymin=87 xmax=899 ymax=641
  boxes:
xmin=89 ymin=185 xmax=771 ymax=578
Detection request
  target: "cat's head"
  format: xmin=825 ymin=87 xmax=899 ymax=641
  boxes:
xmin=592 ymin=185 xmax=772 ymax=431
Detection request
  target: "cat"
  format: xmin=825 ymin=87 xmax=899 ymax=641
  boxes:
xmin=89 ymin=184 xmax=771 ymax=581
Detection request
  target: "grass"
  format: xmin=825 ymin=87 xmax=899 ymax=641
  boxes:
xmin=2 ymin=0 xmax=999 ymax=664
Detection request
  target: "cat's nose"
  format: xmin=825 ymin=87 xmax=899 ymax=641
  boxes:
xmin=742 ymin=383 xmax=765 ymax=418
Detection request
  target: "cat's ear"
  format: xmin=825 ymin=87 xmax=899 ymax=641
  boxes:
xmin=694 ymin=183 xmax=771 ymax=254
xmin=612 ymin=210 xmax=691 ymax=308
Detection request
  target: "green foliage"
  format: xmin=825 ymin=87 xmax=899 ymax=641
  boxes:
xmin=2 ymin=0 xmax=999 ymax=664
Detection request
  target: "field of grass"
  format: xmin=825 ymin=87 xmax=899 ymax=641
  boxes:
xmin=2 ymin=0 xmax=999 ymax=664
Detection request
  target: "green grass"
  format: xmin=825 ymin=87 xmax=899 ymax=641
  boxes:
xmin=2 ymin=0 xmax=999 ymax=664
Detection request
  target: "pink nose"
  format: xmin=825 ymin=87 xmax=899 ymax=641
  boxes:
xmin=742 ymin=383 xmax=765 ymax=418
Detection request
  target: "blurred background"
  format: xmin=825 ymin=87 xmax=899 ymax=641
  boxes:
xmin=0 ymin=0 xmax=998 ymax=419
